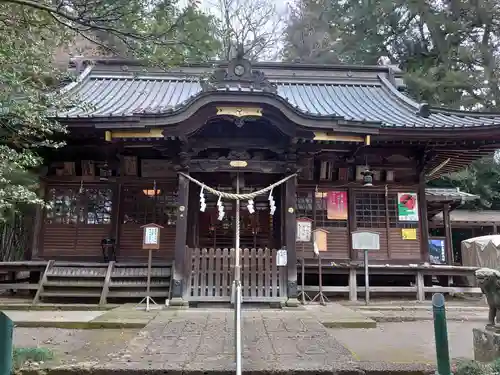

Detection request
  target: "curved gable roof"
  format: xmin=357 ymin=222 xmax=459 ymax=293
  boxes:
xmin=55 ymin=58 xmax=500 ymax=129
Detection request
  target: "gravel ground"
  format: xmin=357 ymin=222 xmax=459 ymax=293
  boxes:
xmin=14 ymin=321 xmax=485 ymax=367
xmin=14 ymin=328 xmax=140 ymax=366
xmin=331 ymin=321 xmax=485 ymax=364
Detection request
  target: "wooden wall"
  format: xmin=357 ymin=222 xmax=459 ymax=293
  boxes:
xmin=118 ymin=182 xmax=177 ymax=262
xmin=41 ymin=184 xmax=114 ymax=260
xmin=296 ymin=186 xmax=421 ymax=262
xmin=39 ymin=180 xmax=178 ymax=262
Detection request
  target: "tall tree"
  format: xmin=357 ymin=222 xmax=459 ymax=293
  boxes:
xmin=430 ymin=156 xmax=500 ymax=210
xmin=282 ymin=0 xmax=342 ymax=63
xmin=283 ymin=0 xmax=500 ymax=110
xmin=0 ymin=0 xmax=218 ymax=219
xmin=208 ymin=0 xmax=284 ymax=61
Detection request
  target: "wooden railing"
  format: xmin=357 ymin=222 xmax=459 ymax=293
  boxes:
xmin=298 ymin=263 xmax=482 ymax=302
xmin=188 ymin=248 xmax=287 ymax=303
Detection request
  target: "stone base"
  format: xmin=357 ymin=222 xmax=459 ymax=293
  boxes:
xmin=285 ymin=297 xmax=300 ymax=307
xmin=473 ymin=326 xmax=500 ymax=362
xmin=169 ymin=297 xmax=189 ymax=308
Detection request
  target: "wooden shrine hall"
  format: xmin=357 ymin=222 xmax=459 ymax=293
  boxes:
xmin=10 ymin=55 xmax=500 ymax=306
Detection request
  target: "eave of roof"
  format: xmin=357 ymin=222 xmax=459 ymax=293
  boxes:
xmin=432 ymin=209 xmax=500 ymax=223
xmin=425 ymin=188 xmax=479 ymax=203
xmin=53 ymin=58 xmax=500 ymax=130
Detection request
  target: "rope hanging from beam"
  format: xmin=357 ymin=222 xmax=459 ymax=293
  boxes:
xmin=178 ymin=172 xmax=296 ymax=200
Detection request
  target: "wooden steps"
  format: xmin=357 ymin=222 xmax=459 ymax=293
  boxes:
xmin=107 ymin=264 xmax=172 ymax=302
xmin=36 ymin=262 xmax=108 ymax=304
xmin=33 ymin=261 xmax=172 ymax=305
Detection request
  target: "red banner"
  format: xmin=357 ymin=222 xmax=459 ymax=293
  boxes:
xmin=327 ymin=191 xmax=348 ymax=220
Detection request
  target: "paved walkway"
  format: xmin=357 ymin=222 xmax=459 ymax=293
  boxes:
xmin=12 ymin=305 xmax=480 ymax=373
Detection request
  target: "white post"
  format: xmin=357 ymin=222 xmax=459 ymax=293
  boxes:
xmin=146 ymin=249 xmax=152 ymax=311
xmin=364 ymin=249 xmax=369 ymax=305
xmin=234 ymin=173 xmax=242 ymax=375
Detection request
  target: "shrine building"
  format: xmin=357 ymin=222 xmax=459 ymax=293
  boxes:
xmin=23 ymin=56 xmax=500 ymax=305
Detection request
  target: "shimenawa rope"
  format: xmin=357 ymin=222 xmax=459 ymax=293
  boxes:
xmin=178 ymin=172 xmax=297 ymax=200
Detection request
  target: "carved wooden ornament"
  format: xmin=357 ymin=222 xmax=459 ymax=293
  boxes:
xmin=216 ymin=107 xmax=262 ymax=118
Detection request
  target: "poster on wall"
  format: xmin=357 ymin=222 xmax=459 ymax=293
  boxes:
xmin=327 ymin=191 xmax=348 ymax=220
xmin=397 ymin=193 xmax=419 ymax=222
xmin=428 ymin=238 xmax=446 ymax=264
xmin=296 ymin=218 xmax=312 ymax=242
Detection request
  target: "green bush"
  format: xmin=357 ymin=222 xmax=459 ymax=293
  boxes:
xmin=12 ymin=347 xmax=54 ymax=369
xmin=491 ymin=358 xmax=500 ymax=374
xmin=455 ymin=360 xmax=486 ymax=375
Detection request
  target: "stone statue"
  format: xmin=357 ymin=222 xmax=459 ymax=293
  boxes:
xmin=476 ymin=268 xmax=500 ymax=327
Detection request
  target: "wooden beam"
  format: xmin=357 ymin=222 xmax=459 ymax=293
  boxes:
xmin=99 ymin=261 xmax=115 ymax=306
xmin=418 ymin=182 xmax=430 ymax=262
xmin=32 ymin=260 xmax=54 ymax=305
xmin=443 ymin=203 xmax=453 ymax=265
xmin=285 ymin=175 xmax=298 ymax=306
xmin=105 ymin=129 xmax=163 ymax=141
xmin=313 ymin=132 xmax=365 ymax=143
xmin=171 ymin=173 xmax=190 ymax=305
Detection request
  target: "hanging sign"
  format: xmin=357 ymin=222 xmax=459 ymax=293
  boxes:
xmin=141 ymin=223 xmax=164 ymax=250
xmin=296 ymin=218 xmax=313 ymax=242
xmin=401 ymin=228 xmax=417 ymax=240
xmin=313 ymin=229 xmax=329 ymax=252
xmin=397 ymin=193 xmax=419 ymax=222
xmin=352 ymin=230 xmax=380 ymax=251
xmin=276 ymin=249 xmax=287 ymax=266
xmin=326 ymin=191 xmax=348 ymax=220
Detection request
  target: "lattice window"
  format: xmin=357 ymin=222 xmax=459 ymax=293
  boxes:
xmin=45 ymin=187 xmax=79 ymax=224
xmin=315 ymin=192 xmax=348 ymax=228
xmin=355 ymin=191 xmax=386 ymax=228
xmin=296 ymin=191 xmax=313 ymax=220
xmin=122 ymin=185 xmax=178 ymax=226
xmin=388 ymin=194 xmax=419 ymax=228
xmin=45 ymin=187 xmax=112 ymax=225
xmin=80 ymin=188 xmax=113 ymax=224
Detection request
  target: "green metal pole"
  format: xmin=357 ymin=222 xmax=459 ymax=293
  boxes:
xmin=0 ymin=312 xmax=13 ymax=375
xmin=432 ymin=293 xmax=451 ymax=375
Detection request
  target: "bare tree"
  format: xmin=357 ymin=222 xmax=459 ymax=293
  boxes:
xmin=209 ymin=0 xmax=285 ymax=61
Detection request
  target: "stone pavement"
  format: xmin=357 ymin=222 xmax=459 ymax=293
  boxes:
xmin=10 ymin=300 xmax=493 ymax=374
xmin=13 ymin=306 xmax=447 ymax=374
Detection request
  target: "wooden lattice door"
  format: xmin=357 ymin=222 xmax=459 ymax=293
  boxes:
xmin=119 ymin=182 xmax=178 ymax=262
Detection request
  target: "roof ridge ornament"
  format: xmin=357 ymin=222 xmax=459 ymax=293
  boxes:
xmin=200 ymin=56 xmax=278 ymax=94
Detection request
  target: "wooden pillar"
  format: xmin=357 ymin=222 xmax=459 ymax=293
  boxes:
xmin=443 ymin=203 xmax=453 ymax=265
xmin=418 ymin=175 xmax=430 ymax=262
xmin=493 ymin=223 xmax=498 ymax=235
xmin=171 ymin=172 xmax=190 ymax=304
xmin=285 ymin=175 xmax=298 ymax=306
xmin=348 ymin=188 xmax=357 ymax=260
xmin=30 ymin=167 xmax=48 ymax=260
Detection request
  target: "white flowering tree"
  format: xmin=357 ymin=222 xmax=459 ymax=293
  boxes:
xmin=0 ymin=0 xmax=220 ymax=259
xmin=0 ymin=0 xmax=220 ymax=221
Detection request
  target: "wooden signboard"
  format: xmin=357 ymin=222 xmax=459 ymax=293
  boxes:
xmin=352 ymin=230 xmax=380 ymax=251
xmin=141 ymin=223 xmax=164 ymax=250
xmin=296 ymin=218 xmax=313 ymax=242
xmin=313 ymin=229 xmax=329 ymax=252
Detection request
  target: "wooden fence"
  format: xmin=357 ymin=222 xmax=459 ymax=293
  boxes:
xmin=187 ymin=248 xmax=287 ymax=303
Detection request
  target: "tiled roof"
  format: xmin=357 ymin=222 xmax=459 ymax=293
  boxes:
xmin=56 ymin=61 xmax=500 ymax=128
xmin=425 ymin=188 xmax=479 ymax=202
xmin=432 ymin=209 xmax=500 ymax=223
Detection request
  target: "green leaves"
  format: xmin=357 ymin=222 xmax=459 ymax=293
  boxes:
xmin=283 ymin=0 xmax=500 ymax=111
xmin=0 ymin=0 xmax=220 ymax=219
xmin=0 ymin=3 xmax=72 ymax=219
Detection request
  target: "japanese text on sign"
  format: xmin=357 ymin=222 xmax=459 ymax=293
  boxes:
xmin=144 ymin=227 xmax=159 ymax=245
xmin=296 ymin=219 xmax=312 ymax=242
